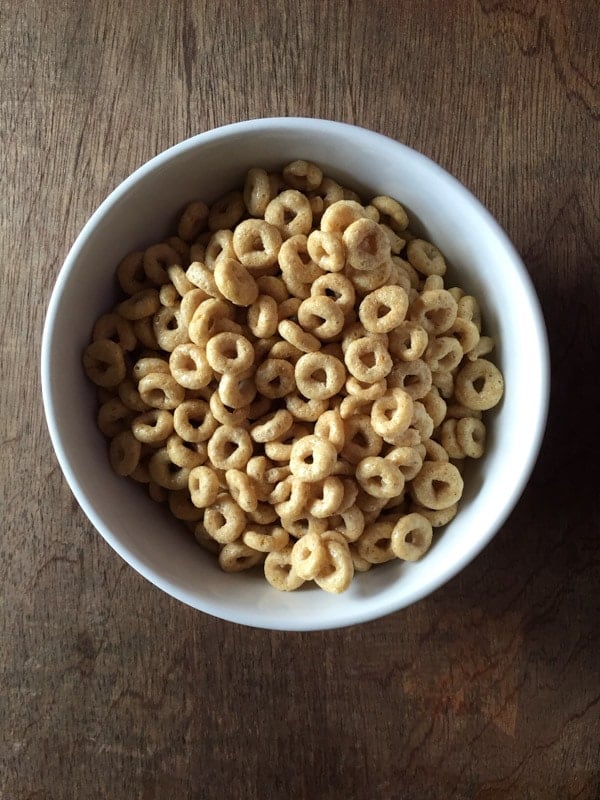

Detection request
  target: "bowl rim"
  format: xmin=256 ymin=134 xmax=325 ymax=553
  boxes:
xmin=41 ymin=117 xmax=550 ymax=630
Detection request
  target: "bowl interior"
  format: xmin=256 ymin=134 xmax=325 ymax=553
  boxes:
xmin=42 ymin=119 xmax=549 ymax=630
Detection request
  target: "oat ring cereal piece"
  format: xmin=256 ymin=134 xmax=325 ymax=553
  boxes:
xmin=391 ymin=513 xmax=433 ymax=561
xmin=341 ymin=414 xmax=383 ymax=464
xmin=310 ymin=272 xmax=356 ymax=315
xmin=97 ymin=398 xmax=132 ymax=438
xmin=370 ymin=195 xmax=409 ymax=232
xmin=355 ymin=521 xmax=396 ymax=564
xmin=251 ymin=409 xmax=294 ymax=443
xmin=219 ymin=541 xmax=264 ymax=573
xmin=308 ymin=476 xmax=345 ymax=518
xmin=108 ymin=431 xmax=141 ymax=477
xmin=289 ymin=435 xmax=338 ymax=483
xmin=168 ymin=490 xmax=204 ymax=522
xmin=153 ymin=305 xmax=189 ymax=352
xmin=225 ymin=468 xmax=259 ymax=513
xmin=173 ymin=399 xmax=218 ymax=443
xmin=188 ymin=465 xmax=220 ymax=508
xmin=143 ymin=243 xmax=180 ymax=285
xmin=411 ymin=461 xmax=464 ymax=510
xmin=166 ymin=434 xmax=206 ymax=470
xmin=295 ymin=352 xmax=346 ymax=400
xmin=138 ymin=372 xmax=185 ymax=410
xmin=290 ymin=532 xmax=328 ymax=580
xmin=264 ymin=189 xmax=313 ymax=239
xmin=177 ymin=200 xmax=209 ymax=242
xmin=116 ymin=288 xmax=161 ymax=321
xmin=345 ymin=376 xmax=386 ymax=402
xmin=208 ymin=392 xmax=249 ymax=427
xmin=254 ymin=358 xmax=296 ymax=400
xmin=425 ymin=336 xmax=464 ymax=373
xmin=285 ymin=393 xmax=328 ymax=422
xmin=92 ymin=313 xmax=136 ymax=352
xmin=247 ymin=294 xmax=279 ymax=338
xmin=359 ymin=285 xmax=409 ymax=334
xmin=169 ymin=343 xmax=213 ymax=390
xmin=272 ymin=476 xmax=311 ymax=518
xmin=406 ymin=238 xmax=447 ymax=277
xmin=243 ymin=524 xmax=289 ymax=553
xmin=188 ymin=298 xmax=232 ymax=346
xmin=204 ymin=229 xmax=236 ymax=268
xmin=116 ymin=251 xmax=148 ymax=295
xmin=314 ymin=409 xmax=345 ymax=452
xmin=205 ymin=332 xmax=254 ymax=376
xmin=208 ymin=191 xmax=245 ymax=232
xmin=219 ymin=370 xmax=258 ymax=409
xmin=329 ymin=505 xmax=365 ymax=542
xmin=213 ymin=258 xmax=259 ymax=307
xmin=370 ymin=388 xmax=414 ymax=439
xmin=385 ymin=446 xmax=423 ymax=481
xmin=243 ymin=168 xmax=272 ymax=217
xmin=306 ymin=230 xmax=345 ymax=273
xmin=344 ymin=336 xmax=393 ymax=383
xmin=131 ymin=409 xmax=173 ymax=444
xmin=264 ymin=544 xmax=305 ymax=591
xmin=346 ymin=261 xmax=392 ymax=293
xmin=342 ymin=217 xmax=391 ymax=272
xmin=314 ymin=537 xmax=354 ymax=594
xmin=232 ymin=219 xmax=282 ymax=270
xmin=297 ymin=296 xmax=345 ymax=340
xmin=447 ymin=317 xmax=480 ymax=355
xmin=320 ymin=200 xmax=368 ymax=233
xmin=456 ymin=417 xmax=486 ymax=458
xmin=203 ymin=493 xmax=245 ymax=543
xmin=207 ymin=425 xmax=253 ymax=470
xmin=356 ymin=456 xmax=405 ymax=499
xmin=411 ymin=401 xmax=434 ymax=441
xmin=278 ymin=319 xmax=321 ymax=354
xmin=278 ymin=235 xmax=317 ymax=279
xmin=454 ymin=358 xmax=504 ymax=411
xmin=387 ymin=359 xmax=432 ymax=400
xmin=410 ymin=289 xmax=457 ymax=335
xmin=282 ymin=159 xmax=323 ymax=192
xmin=148 ymin=448 xmax=190 ymax=491
xmin=82 ymin=339 xmax=126 ymax=388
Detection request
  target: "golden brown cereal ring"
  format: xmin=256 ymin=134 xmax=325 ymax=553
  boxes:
xmin=152 ymin=305 xmax=188 ymax=352
xmin=385 ymin=445 xmax=423 ymax=481
xmin=204 ymin=492 xmax=246 ymax=543
xmin=147 ymin=447 xmax=190 ymax=490
xmin=311 ymin=272 xmax=356 ymax=315
xmin=410 ymin=501 xmax=458 ymax=528
xmin=218 ymin=370 xmax=258 ymax=409
xmin=83 ymin=339 xmax=126 ymax=388
xmin=278 ymin=234 xmax=316 ymax=276
xmin=179 ymin=287 xmax=208 ymax=325
xmin=346 ymin=261 xmax=392 ymax=294
xmin=165 ymin=236 xmax=190 ymax=269
xmin=421 ymin=387 xmax=447 ymax=428
xmin=410 ymin=289 xmax=457 ymax=335
xmin=307 ymin=476 xmax=344 ymax=518
xmin=295 ymin=352 xmax=346 ymax=400
xmin=388 ymin=257 xmax=413 ymax=292
xmin=424 ymin=336 xmax=463 ymax=372
xmin=328 ymin=505 xmax=365 ymax=542
xmin=297 ymin=296 xmax=345 ymax=340
xmin=232 ymin=219 xmax=282 ymax=270
xmin=406 ymin=238 xmax=446 ymax=277
xmin=314 ymin=537 xmax=354 ymax=594
xmin=204 ymin=229 xmax=236 ymax=268
xmin=432 ymin=369 xmax=454 ymax=399
xmin=306 ymin=230 xmax=345 ymax=273
xmin=243 ymin=167 xmax=272 ymax=217
xmin=370 ymin=388 xmax=414 ymax=439
xmin=359 ymin=285 xmax=409 ymax=334
xmin=467 ymin=335 xmax=494 ymax=361
xmin=250 ymin=409 xmax=294 ymax=443
xmin=243 ymin=524 xmax=289 ymax=553
xmin=456 ymin=417 xmax=486 ymax=458
xmin=349 ymin=544 xmax=372 ymax=572
xmin=173 ymin=399 xmax=218 ymax=443
xmin=285 ymin=393 xmax=328 ymax=422
xmin=168 ymin=490 xmax=204 ymax=522
xmin=131 ymin=409 xmax=173 ymax=445
xmin=213 ymin=257 xmax=259 ymax=306
xmin=345 ymin=376 xmax=387 ymax=401
xmin=186 ymin=260 xmax=224 ymax=300
xmin=255 ymin=275 xmax=288 ymax=303
xmin=391 ymin=513 xmax=433 ymax=561
xmin=282 ymin=159 xmax=323 ymax=191
xmin=219 ymin=541 xmax=264 ymax=573
xmin=143 ymin=243 xmax=180 ymax=285
xmin=308 ymin=177 xmax=344 ymax=210
xmin=206 ymin=332 xmax=254 ymax=376
xmin=411 ymin=401 xmax=434 ymax=441
xmin=290 ymin=532 xmax=327 ymax=579
xmin=264 ymin=544 xmax=304 ymax=591
xmin=208 ymin=191 xmax=245 ymax=232
xmin=276 ymin=297 xmax=302 ymax=322
xmin=108 ymin=430 xmax=141 ymax=476
xmin=97 ymin=398 xmax=131 ymax=438
xmin=132 ymin=356 xmax=169 ymax=382
xmin=166 ymin=434 xmax=206 ymax=469
xmin=314 ymin=409 xmax=345 ymax=452
xmin=225 ymin=469 xmax=258 ymax=513
xmin=92 ymin=313 xmax=137 ymax=352
xmin=278 ymin=319 xmax=321 ymax=353
xmin=356 ymin=456 xmax=405 ymax=499
xmin=188 ymin=465 xmax=220 ymax=508
xmin=411 ymin=461 xmax=464 ymax=510
xmin=337 ymin=478 xmax=360 ymax=514
xmin=447 ymin=317 xmax=480 ymax=355
xmin=457 ymin=294 xmax=482 ymax=332
xmin=147 ymin=481 xmax=167 ymax=503
xmin=169 ymin=343 xmax=212 ymax=390
xmin=454 ymin=358 xmax=504 ymax=411
xmin=208 ymin=392 xmax=248 ymax=427
xmin=344 ymin=336 xmax=393 ymax=383
xmin=138 ymin=372 xmax=185 ymax=410
xmin=271 ymin=475 xmax=310 ymax=516
xmin=132 ymin=317 xmax=159 ymax=349
xmin=320 ymin=200 xmax=368 ymax=233
xmin=159 ymin=283 xmax=179 ymax=308
xmin=188 ymin=298 xmax=232 ymax=345
xmin=289 ymin=435 xmax=338 ymax=483
xmin=370 ymin=195 xmax=409 ymax=232
xmin=343 ymin=218 xmax=391 ymax=272
xmin=116 ymin=251 xmax=148 ymax=295
xmin=387 ymin=359 xmax=432 ymax=400
xmin=356 ymin=521 xmax=396 ymax=564
xmin=254 ymin=358 xmax=296 ymax=399
xmin=422 ymin=438 xmax=450 ymax=463
xmin=118 ymin=380 xmax=150 ymax=413
xmin=247 ymin=294 xmax=279 ymax=338
xmin=207 ymin=425 xmax=253 ymax=470
xmin=264 ymin=189 xmax=312 ymax=239
xmin=279 ymin=511 xmax=327 ymax=539
xmin=177 ymin=200 xmax=209 ymax=242
xmin=342 ymin=414 xmax=383 ymax=464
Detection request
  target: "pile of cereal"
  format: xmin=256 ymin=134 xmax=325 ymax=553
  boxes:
xmin=83 ymin=160 xmax=504 ymax=594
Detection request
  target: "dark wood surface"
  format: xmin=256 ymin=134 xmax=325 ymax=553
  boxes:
xmin=2 ymin=1 xmax=599 ymax=798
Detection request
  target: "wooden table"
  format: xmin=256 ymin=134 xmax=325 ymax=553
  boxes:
xmin=2 ymin=1 xmax=599 ymax=797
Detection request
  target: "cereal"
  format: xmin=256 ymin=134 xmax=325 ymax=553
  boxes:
xmin=84 ymin=159 xmax=504 ymax=595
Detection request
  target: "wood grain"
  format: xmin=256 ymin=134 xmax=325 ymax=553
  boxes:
xmin=1 ymin=1 xmax=599 ymax=798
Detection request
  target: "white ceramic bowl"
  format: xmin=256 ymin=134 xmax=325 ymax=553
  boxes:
xmin=41 ymin=118 xmax=549 ymax=630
